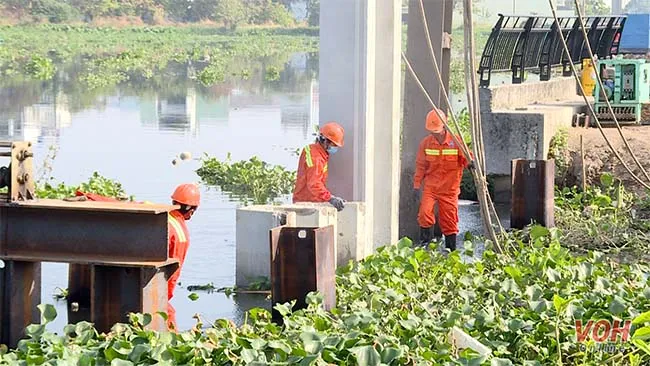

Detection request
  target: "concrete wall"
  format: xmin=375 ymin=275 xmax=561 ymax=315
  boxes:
xmin=479 ymin=77 xmax=579 ymax=112
xmin=235 ymin=202 xmax=369 ymax=287
xmin=235 ymin=207 xmax=295 ymax=287
xmin=480 ymin=78 xmax=584 ymax=203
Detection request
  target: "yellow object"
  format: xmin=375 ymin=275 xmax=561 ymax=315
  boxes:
xmin=581 ymin=58 xmax=597 ymax=96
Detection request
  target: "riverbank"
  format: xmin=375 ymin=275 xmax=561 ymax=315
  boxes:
xmin=0 ymin=24 xmax=318 ymax=89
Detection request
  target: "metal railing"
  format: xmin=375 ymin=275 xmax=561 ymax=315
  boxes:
xmin=478 ymin=14 xmax=626 ymax=87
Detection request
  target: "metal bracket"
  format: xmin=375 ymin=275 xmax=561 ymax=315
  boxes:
xmin=442 ymin=32 xmax=452 ymax=50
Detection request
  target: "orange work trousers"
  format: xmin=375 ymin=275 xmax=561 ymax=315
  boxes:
xmin=167 ymin=303 xmax=177 ymax=331
xmin=417 ymin=189 xmax=459 ymax=236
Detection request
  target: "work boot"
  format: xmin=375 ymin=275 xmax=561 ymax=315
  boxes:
xmin=445 ymin=234 xmax=457 ymax=251
xmin=419 ymin=227 xmax=432 ymax=247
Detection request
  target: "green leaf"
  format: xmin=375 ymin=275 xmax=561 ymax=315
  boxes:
xmin=553 ymin=294 xmax=569 ymax=313
xmin=269 ymin=340 xmax=292 ymax=354
xmin=491 ymin=358 xmax=513 ymax=366
xmin=634 ymin=326 xmax=650 ymax=341
xmin=25 ymin=324 xmax=46 ymax=339
xmin=530 ymin=225 xmax=550 ymax=241
xmin=507 ymin=319 xmax=525 ymax=332
xmin=634 ymin=310 xmax=650 ymax=325
xmin=380 ymin=347 xmax=402 ymax=364
xmin=142 ymin=313 xmax=152 ymax=327
xmin=600 ymin=173 xmax=614 ymax=188
xmin=609 ymin=296 xmax=627 ymax=316
xmin=128 ymin=344 xmax=149 ymax=363
xmin=188 ymin=292 xmax=199 ymax=301
xmin=545 ymin=268 xmax=561 ymax=282
xmin=241 ymin=349 xmax=258 ymax=363
xmin=351 ymin=345 xmax=381 ymax=366
xmin=111 ymin=360 xmax=134 ymax=366
xmin=529 ymin=300 xmax=547 ymax=313
xmin=632 ymin=338 xmax=650 ymax=355
xmin=37 ymin=304 xmax=57 ymax=324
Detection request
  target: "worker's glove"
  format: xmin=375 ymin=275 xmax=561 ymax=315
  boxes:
xmin=329 ymin=196 xmax=345 ymax=211
xmin=467 ymin=161 xmax=476 ymax=170
xmin=414 ymin=188 xmax=422 ymax=200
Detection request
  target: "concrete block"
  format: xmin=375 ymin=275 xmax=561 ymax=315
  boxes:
xmin=334 ymin=202 xmax=368 ymax=267
xmin=236 ymin=202 xmax=370 ymax=286
xmin=482 ymin=106 xmax=573 ymax=177
xmin=235 ymin=206 xmax=296 ymax=288
xmin=479 ymin=77 xmax=578 ymax=112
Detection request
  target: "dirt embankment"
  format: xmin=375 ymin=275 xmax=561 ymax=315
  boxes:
xmin=562 ymin=126 xmax=650 ymax=195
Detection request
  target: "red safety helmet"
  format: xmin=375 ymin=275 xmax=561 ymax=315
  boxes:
xmin=319 ymin=122 xmax=345 ymax=147
xmin=171 ymin=183 xmax=200 ymax=207
xmin=426 ymin=108 xmax=446 ymax=133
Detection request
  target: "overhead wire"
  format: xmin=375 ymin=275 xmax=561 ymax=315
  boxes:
xmin=460 ymin=0 xmax=508 ymax=243
xmin=572 ymin=0 xmax=650 ymax=184
xmin=547 ymin=0 xmax=650 ymax=190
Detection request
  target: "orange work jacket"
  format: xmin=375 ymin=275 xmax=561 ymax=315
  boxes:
xmin=413 ymin=132 xmax=469 ymax=196
xmin=167 ymin=210 xmax=190 ymax=300
xmin=292 ymin=142 xmax=332 ymax=202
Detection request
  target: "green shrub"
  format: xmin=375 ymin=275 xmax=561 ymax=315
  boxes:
xmin=31 ymin=0 xmax=80 ymax=23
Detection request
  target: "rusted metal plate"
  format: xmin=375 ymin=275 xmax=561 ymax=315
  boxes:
xmin=68 ymin=264 xmax=92 ymax=308
xmin=142 ymin=267 xmax=171 ymax=332
xmin=90 ymin=262 xmax=177 ymax=333
xmin=0 ymin=261 xmax=41 ymax=348
xmin=7 ymin=199 xmax=178 ymax=214
xmin=91 ymin=265 xmax=143 ymax=333
xmin=9 ymin=141 xmax=35 ymax=201
xmin=511 ymin=159 xmax=555 ymax=229
xmin=270 ymin=226 xmax=335 ymax=323
xmin=0 ymin=204 xmax=170 ymax=263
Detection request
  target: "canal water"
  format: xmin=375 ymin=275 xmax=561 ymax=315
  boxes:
xmin=0 ymin=51 xmax=507 ymax=333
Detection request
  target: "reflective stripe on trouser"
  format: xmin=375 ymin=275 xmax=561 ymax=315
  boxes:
xmin=417 ymin=190 xmax=459 ymax=235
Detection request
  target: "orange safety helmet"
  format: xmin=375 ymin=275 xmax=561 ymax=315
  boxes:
xmin=319 ymin=122 xmax=345 ymax=147
xmin=426 ymin=108 xmax=446 ymax=133
xmin=171 ymin=183 xmax=200 ymax=207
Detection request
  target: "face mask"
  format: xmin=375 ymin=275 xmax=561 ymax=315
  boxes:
xmin=327 ymin=146 xmax=338 ymax=154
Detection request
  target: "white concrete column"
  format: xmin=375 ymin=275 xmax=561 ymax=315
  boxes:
xmin=372 ymin=0 xmax=401 ymax=247
xmin=319 ymin=0 xmax=401 ymax=248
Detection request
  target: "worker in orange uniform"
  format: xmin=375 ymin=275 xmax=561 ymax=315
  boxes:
xmin=75 ymin=184 xmax=200 ymax=329
xmin=292 ymin=122 xmax=346 ymax=211
xmin=414 ymin=108 xmax=473 ymax=251
xmin=166 ymin=183 xmax=200 ymax=331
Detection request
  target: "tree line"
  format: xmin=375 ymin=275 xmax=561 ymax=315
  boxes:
xmin=0 ymin=0 xmax=320 ymax=27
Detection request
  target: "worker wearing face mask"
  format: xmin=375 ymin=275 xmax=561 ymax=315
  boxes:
xmin=292 ymin=122 xmax=346 ymax=211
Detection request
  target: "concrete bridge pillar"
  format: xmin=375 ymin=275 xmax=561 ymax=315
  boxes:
xmin=399 ymin=0 xmax=454 ymax=241
xmin=319 ymin=0 xmax=401 ymax=248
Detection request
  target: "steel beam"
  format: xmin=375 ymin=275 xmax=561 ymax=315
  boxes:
xmin=0 ymin=261 xmax=41 ymax=348
xmin=91 ymin=261 xmax=177 ymax=333
xmin=0 ymin=199 xmax=175 ymax=263
xmin=270 ymin=226 xmax=335 ymax=323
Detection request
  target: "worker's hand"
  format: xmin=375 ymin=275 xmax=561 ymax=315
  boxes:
xmin=329 ymin=196 xmax=345 ymax=211
xmin=467 ymin=161 xmax=476 ymax=170
xmin=414 ymin=188 xmax=421 ymax=200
